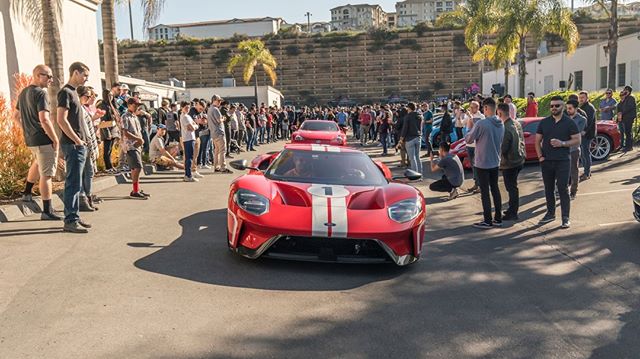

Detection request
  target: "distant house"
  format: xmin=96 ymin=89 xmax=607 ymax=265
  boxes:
xmin=148 ymin=17 xmax=286 ymax=41
xmin=330 ymin=4 xmax=388 ymax=31
xmin=395 ymin=0 xmax=462 ymax=27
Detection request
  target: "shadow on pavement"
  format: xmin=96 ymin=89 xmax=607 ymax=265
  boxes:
xmin=132 ymin=209 xmax=407 ymax=291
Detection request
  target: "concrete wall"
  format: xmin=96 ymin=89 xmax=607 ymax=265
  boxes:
xmin=483 ymin=32 xmax=640 ymax=96
xmin=0 ymin=0 xmax=101 ymax=99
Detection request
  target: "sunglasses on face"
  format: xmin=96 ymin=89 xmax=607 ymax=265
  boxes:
xmin=39 ymin=73 xmax=53 ymax=79
xmin=550 ymin=104 xmax=563 ymax=108
xmin=606 ymin=92 xmax=612 ymax=95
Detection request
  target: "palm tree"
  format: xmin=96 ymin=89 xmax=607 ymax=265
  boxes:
xmin=102 ymin=0 xmax=166 ymax=89
xmin=495 ymin=0 xmax=580 ymax=97
xmin=586 ymin=0 xmax=618 ymax=89
xmin=436 ymin=0 xmax=497 ymax=95
xmin=10 ymin=0 xmax=63 ymax=107
xmin=227 ymin=40 xmax=278 ymax=106
xmin=472 ymin=44 xmax=518 ymax=95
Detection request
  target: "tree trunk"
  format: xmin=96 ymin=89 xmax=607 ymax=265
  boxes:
xmin=478 ymin=61 xmax=484 ymax=96
xmin=607 ymin=0 xmax=618 ymax=89
xmin=518 ymin=36 xmax=527 ymax=98
xmin=102 ymin=0 xmax=119 ymax=89
xmin=504 ymin=60 xmax=510 ymax=96
xmin=254 ymin=71 xmax=259 ymax=106
xmin=40 ymin=0 xmax=63 ymax=108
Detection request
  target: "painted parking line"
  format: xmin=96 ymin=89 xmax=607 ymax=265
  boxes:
xmin=598 ymin=220 xmax=638 ymax=227
xmin=577 ymin=188 xmax=634 ymax=196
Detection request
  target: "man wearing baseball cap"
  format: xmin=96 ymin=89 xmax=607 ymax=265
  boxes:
xmin=617 ymin=85 xmax=637 ymax=152
xmin=207 ymin=94 xmax=233 ymax=173
xmin=122 ymin=97 xmax=150 ymax=199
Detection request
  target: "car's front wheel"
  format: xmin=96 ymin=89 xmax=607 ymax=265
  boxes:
xmin=590 ymin=134 xmax=613 ymax=161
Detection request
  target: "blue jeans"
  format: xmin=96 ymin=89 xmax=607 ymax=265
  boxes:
xmin=380 ymin=132 xmax=389 ymax=154
xmin=467 ymin=146 xmax=479 ymax=186
xmin=258 ymin=127 xmax=265 ymax=143
xmin=405 ymin=137 xmax=422 ymax=175
xmin=246 ymin=128 xmax=255 ymax=150
xmin=183 ymin=140 xmax=195 ymax=178
xmin=198 ymin=134 xmax=211 ymax=166
xmin=61 ymin=144 xmax=87 ymax=224
xmin=82 ymin=157 xmax=94 ymax=197
xmin=580 ymin=138 xmax=592 ymax=177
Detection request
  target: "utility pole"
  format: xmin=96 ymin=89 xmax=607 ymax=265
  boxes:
xmin=305 ymin=12 xmax=312 ymax=33
xmin=128 ymin=0 xmax=135 ymax=40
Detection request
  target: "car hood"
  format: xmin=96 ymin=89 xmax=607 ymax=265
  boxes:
xmin=295 ymin=130 xmax=342 ymax=140
xmin=233 ymin=175 xmax=420 ymax=210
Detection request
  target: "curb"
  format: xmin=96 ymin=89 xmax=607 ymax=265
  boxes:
xmin=0 ymin=175 xmax=119 ymax=223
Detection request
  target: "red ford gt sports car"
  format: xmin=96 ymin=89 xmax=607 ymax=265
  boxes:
xmin=450 ymin=117 xmax=622 ymax=169
xmin=291 ymin=120 xmax=347 ymax=146
xmin=227 ymin=144 xmax=426 ymax=266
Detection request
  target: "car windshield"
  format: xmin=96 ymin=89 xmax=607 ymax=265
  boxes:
xmin=519 ymin=120 xmax=539 ymax=134
xmin=300 ymin=121 xmax=338 ymax=132
xmin=265 ymin=149 xmax=387 ymax=186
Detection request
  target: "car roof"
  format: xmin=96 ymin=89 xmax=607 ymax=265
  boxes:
xmin=284 ymin=144 xmax=362 ymax=154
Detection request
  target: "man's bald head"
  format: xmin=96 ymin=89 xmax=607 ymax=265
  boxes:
xmin=32 ymin=65 xmax=53 ymax=88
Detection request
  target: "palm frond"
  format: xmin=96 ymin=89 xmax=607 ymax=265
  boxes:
xmin=10 ymin=0 xmax=63 ymax=44
xmin=242 ymin=60 xmax=257 ymax=84
xmin=262 ymin=64 xmax=277 ymax=86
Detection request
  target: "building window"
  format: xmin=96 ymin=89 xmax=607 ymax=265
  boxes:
xmin=446 ymin=1 xmax=453 ymax=6
xmin=618 ymin=63 xmax=626 ymax=87
xmin=574 ymin=70 xmax=583 ymax=90
xmin=600 ymin=66 xmax=607 ymax=88
xmin=437 ymin=2 xmax=443 ymax=6
xmin=343 ymin=9 xmax=349 ymax=14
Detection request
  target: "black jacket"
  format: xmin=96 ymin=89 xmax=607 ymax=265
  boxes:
xmin=400 ymin=111 xmax=422 ymax=141
xmin=617 ymin=95 xmax=638 ymax=122
xmin=580 ymin=102 xmax=596 ymax=139
xmin=440 ymin=112 xmax=453 ymax=135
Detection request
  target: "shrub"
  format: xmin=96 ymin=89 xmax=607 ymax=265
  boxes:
xmin=212 ymin=48 xmax=232 ymax=66
xmin=0 ymin=74 xmax=33 ymax=199
xmin=183 ymin=46 xmax=200 ymax=59
xmin=285 ymin=44 xmax=301 ymax=56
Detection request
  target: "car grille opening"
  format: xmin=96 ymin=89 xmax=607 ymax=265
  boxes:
xmin=264 ymin=236 xmax=392 ymax=263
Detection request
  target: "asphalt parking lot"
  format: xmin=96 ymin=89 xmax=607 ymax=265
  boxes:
xmin=0 ymin=141 xmax=638 ymax=359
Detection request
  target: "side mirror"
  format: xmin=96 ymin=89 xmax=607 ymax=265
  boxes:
xmin=229 ymin=159 xmax=260 ymax=171
xmin=392 ymin=169 xmax=423 ymax=181
xmin=524 ymin=132 xmax=531 ymax=138
xmin=229 ymin=159 xmax=248 ymax=170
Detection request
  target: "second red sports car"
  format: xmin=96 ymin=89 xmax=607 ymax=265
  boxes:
xmin=450 ymin=117 xmax=622 ymax=169
xmin=291 ymin=120 xmax=347 ymax=146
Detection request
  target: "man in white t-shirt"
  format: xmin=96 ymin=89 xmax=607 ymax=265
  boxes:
xmin=465 ymin=100 xmax=485 ymax=194
xmin=504 ymin=95 xmax=518 ymax=120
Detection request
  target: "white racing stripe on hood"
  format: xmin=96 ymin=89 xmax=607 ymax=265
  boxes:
xmin=307 ymin=184 xmax=350 ymax=238
xmin=311 ymin=144 xmax=341 ymax=152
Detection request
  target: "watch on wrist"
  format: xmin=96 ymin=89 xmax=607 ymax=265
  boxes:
xmin=561 ymin=141 xmax=566 ymax=147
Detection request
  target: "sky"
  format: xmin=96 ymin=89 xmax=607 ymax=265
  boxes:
xmin=97 ymin=0 xmax=589 ymax=40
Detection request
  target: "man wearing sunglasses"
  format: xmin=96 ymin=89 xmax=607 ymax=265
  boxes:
xmin=15 ymin=65 xmax=61 ymax=220
xmin=616 ymin=85 xmax=637 ymax=153
xmin=535 ymin=96 xmax=581 ymax=229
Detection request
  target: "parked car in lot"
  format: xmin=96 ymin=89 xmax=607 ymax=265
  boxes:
xmin=449 ymin=117 xmax=622 ymax=169
xmin=633 ymin=186 xmax=640 ymax=222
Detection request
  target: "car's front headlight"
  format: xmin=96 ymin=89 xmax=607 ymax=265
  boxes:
xmin=234 ymin=189 xmax=270 ymax=216
xmin=334 ymin=136 xmax=343 ymax=144
xmin=295 ymin=135 xmax=304 ymax=141
xmin=388 ymin=197 xmax=422 ymax=223
xmin=633 ymin=187 xmax=640 ymax=199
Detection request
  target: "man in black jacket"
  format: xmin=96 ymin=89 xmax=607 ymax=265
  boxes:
xmin=399 ymin=102 xmax=423 ymax=175
xmin=439 ymin=103 xmax=452 ymax=145
xmin=578 ymin=91 xmax=596 ymax=180
xmin=617 ymin=85 xmax=637 ymax=152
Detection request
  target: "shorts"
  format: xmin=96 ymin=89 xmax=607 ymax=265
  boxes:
xmin=126 ymin=150 xmax=143 ymax=169
xmin=29 ymin=144 xmax=58 ymax=177
xmin=152 ymin=155 xmax=173 ymax=167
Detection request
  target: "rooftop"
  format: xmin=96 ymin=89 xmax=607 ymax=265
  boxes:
xmin=149 ymin=17 xmax=285 ymax=30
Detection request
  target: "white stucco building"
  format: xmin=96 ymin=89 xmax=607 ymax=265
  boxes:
xmin=148 ymin=17 xmax=285 ymax=41
xmin=395 ymin=0 xmax=461 ymax=27
xmin=482 ymin=32 xmax=640 ymax=97
xmin=188 ymin=86 xmax=283 ymax=109
xmin=0 ymin=0 xmax=102 ymax=99
xmin=330 ymin=4 xmax=388 ymax=31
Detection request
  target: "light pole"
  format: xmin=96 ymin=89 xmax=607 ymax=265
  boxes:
xmin=128 ymin=0 xmax=135 ymax=40
xmin=305 ymin=12 xmax=312 ymax=33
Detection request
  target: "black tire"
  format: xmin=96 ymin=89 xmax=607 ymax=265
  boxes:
xmin=590 ymin=134 xmax=613 ymax=161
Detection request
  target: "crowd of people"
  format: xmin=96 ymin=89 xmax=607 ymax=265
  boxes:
xmin=14 ymin=61 xmax=638 ymax=233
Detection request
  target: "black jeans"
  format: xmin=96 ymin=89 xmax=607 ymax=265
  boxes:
xmin=502 ymin=165 xmax=523 ymax=216
xmin=103 ymin=138 xmax=114 ymax=170
xmin=429 ymin=175 xmax=455 ymax=192
xmin=622 ymin=118 xmax=635 ymax=151
xmin=541 ymin=160 xmax=570 ymax=219
xmin=477 ymin=167 xmax=502 ymax=223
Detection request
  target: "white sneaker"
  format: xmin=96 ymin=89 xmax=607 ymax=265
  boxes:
xmin=193 ymin=172 xmax=204 ymax=179
xmin=184 ymin=176 xmax=198 ymax=182
xmin=203 ymin=164 xmax=212 ymax=169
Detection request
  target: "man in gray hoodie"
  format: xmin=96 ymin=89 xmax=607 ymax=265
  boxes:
xmin=464 ymin=97 xmax=505 ymax=229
